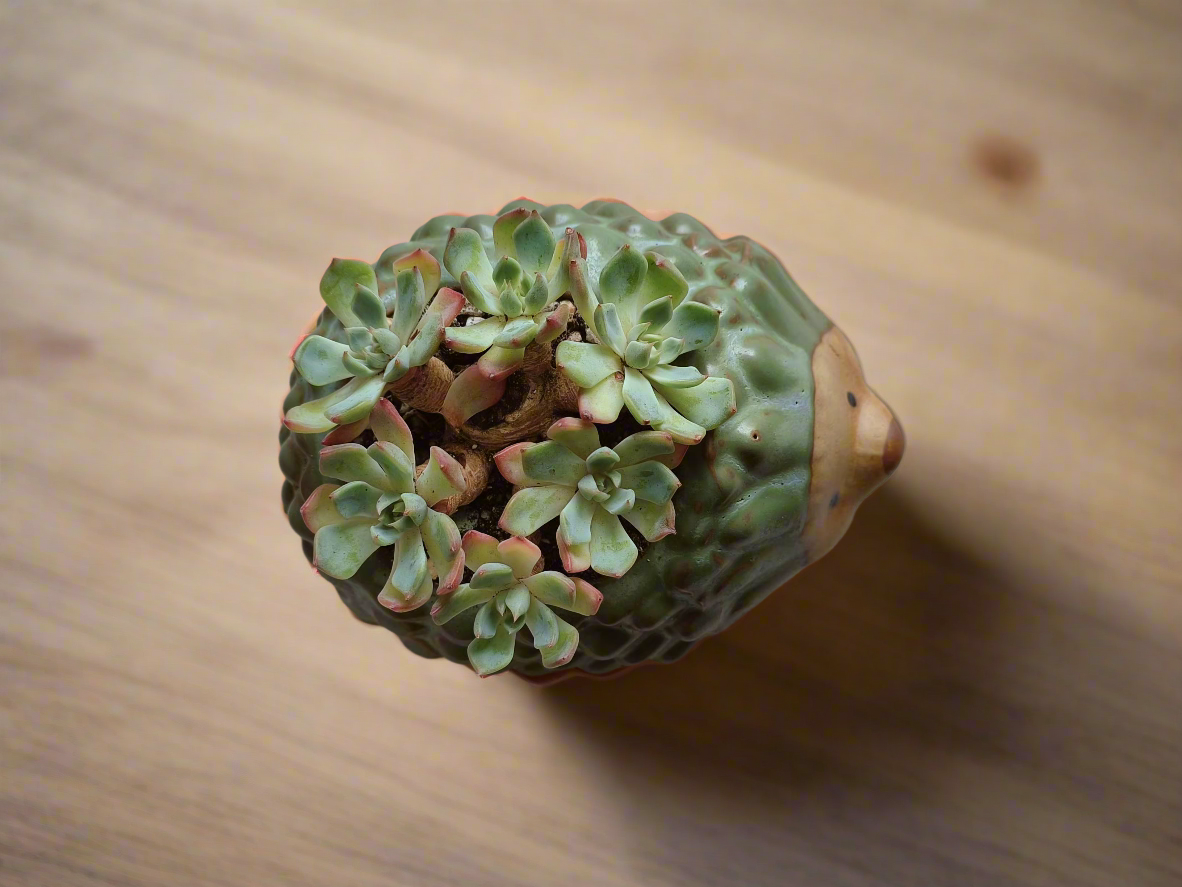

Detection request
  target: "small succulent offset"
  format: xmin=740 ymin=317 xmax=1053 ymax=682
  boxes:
xmin=556 ymin=245 xmax=736 ymax=444
xmin=285 ymin=254 xmax=464 ymax=433
xmin=301 ymin=400 xmax=465 ymax=612
xmin=431 ymin=532 xmax=602 ymax=676
xmin=439 ymin=210 xmax=583 ymax=426
xmin=495 ymin=418 xmax=680 ymax=578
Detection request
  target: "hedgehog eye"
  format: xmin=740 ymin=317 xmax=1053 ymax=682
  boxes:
xmin=847 ymin=391 xmax=857 ymax=407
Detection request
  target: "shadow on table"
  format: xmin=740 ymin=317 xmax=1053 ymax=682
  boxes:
xmin=536 ymin=483 xmax=1033 ymax=883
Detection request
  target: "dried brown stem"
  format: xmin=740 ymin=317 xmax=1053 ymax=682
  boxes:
xmin=387 ymin=357 xmax=453 ymax=413
xmin=432 ymin=447 xmax=489 ymax=514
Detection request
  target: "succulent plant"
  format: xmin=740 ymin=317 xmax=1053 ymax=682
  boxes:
xmin=301 ymin=400 xmax=466 ymax=611
xmin=439 ymin=210 xmax=584 ymax=426
xmin=555 ymin=244 xmax=737 ymax=444
xmin=281 ymin=199 xmax=905 ymax=683
xmin=285 ymin=254 xmax=464 ymax=432
xmin=431 ymin=532 xmax=602 ymax=676
xmin=494 ymin=418 xmax=680 ymax=578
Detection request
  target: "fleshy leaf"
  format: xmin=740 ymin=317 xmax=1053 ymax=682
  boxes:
xmin=585 ymin=446 xmax=620 ymax=474
xmin=388 ymin=528 xmax=428 ymax=598
xmin=657 ymin=375 xmax=737 ymax=430
xmin=578 ymin=372 xmax=625 ymax=424
xmin=622 ymin=367 xmax=662 ymax=424
xmin=555 ymin=340 xmax=621 ymax=389
xmin=369 ymin=399 xmax=414 ymax=463
xmin=371 ymin=327 xmax=402 ymax=356
xmin=621 ymin=499 xmax=676 ymax=542
xmin=594 ymin=303 xmax=628 ymax=356
xmin=476 ymin=345 xmax=526 ymax=381
xmin=322 ymin=416 xmax=368 ymax=446
xmin=367 ymin=441 xmax=416 ymax=494
xmin=513 ymin=211 xmax=557 ymax=275
xmin=313 ymin=522 xmax=381 ymax=580
xmin=589 ymin=508 xmax=638 ymax=578
xmin=535 ymin=300 xmax=573 ymax=344
xmin=637 ymin=294 xmax=673 ymax=332
xmin=473 ymin=600 xmax=501 ymax=639
xmin=598 ymin=244 xmax=647 ymax=319
xmin=662 ymin=301 xmax=721 ymax=353
xmin=644 ymin=364 xmax=705 ymax=389
xmin=499 ymin=288 xmax=524 ymax=317
xmin=504 ymin=583 xmax=532 ymax=621
xmin=443 ymin=227 xmax=495 ymax=292
xmin=559 ymin=492 xmax=597 ymax=547
xmin=351 ymin=285 xmax=387 ymax=330
xmin=521 ymin=272 xmax=551 ymax=315
xmin=441 ymin=364 xmax=507 ymax=426
xmin=461 ymin=531 xmax=502 ymax=572
xmin=377 ymin=569 xmax=432 ymax=613
xmin=493 ymin=317 xmax=540 ymax=349
xmin=603 ymin=487 xmax=636 ymax=515
xmin=521 ymin=441 xmax=587 ymax=487
xmin=567 ymin=259 xmax=598 ymax=329
xmin=330 ymin=481 xmax=382 ymax=520
xmin=470 ymin=562 xmax=516 ymax=592
xmin=569 ymin=577 xmax=604 ymax=615
xmin=458 ymin=271 xmax=503 ymax=315
xmin=284 ymin=375 xmax=386 ymax=433
xmin=430 ymin=582 xmax=497 ymax=624
xmin=444 ymin=316 xmax=507 ymax=354
xmin=545 ymin=417 xmax=600 ymax=460
xmin=468 ymin=625 xmax=516 ymax=676
xmin=656 ymin=336 xmax=684 ymax=366
xmin=624 ymin=340 xmax=654 ymax=369
xmin=522 ymin=571 xmax=577 ymax=609
xmin=320 ymin=443 xmax=388 ymax=489
xmin=493 ymin=442 xmax=538 ymax=488
xmin=617 ymin=460 xmax=680 ymax=504
xmin=651 ymin=391 xmax=706 ymax=445
xmin=301 ymin=484 xmax=344 ymax=532
xmin=497 ymin=536 xmax=541 ymax=579
xmin=524 ymin=598 xmax=560 ymax=649
xmin=493 ymin=207 xmax=530 ymax=258
xmin=391 ymin=249 xmax=441 ymax=301
xmin=539 ymin=617 xmax=579 ymax=669
xmin=370 ymin=523 xmax=402 ymax=546
xmin=636 ymin=252 xmax=689 ymax=310
xmin=320 ymin=258 xmax=377 ymax=328
xmin=402 ymin=288 xmax=463 ymax=369
xmin=292 ymin=335 xmax=351 ymax=386
xmin=499 ymin=485 xmax=575 ymax=536
xmin=612 ymin=430 xmax=675 ymax=467
xmin=341 ymin=352 xmax=379 ymax=378
xmin=493 ymin=255 xmax=523 ymax=290
xmin=416 ymin=446 xmax=466 ymax=507
xmin=557 ymin=528 xmax=591 ymax=574
xmin=422 ymin=510 xmax=464 ymax=593
xmin=391 ymin=268 xmax=426 ymax=345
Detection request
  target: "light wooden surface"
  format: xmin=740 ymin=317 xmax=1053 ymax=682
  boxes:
xmin=3 ymin=2 xmax=1181 ymax=885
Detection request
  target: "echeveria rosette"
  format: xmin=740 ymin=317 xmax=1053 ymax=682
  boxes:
xmin=555 ymin=245 xmax=737 ymax=444
xmin=431 ymin=532 xmax=602 ymax=676
xmin=301 ymin=400 xmax=465 ymax=611
xmin=285 ymin=253 xmax=464 ymax=433
xmin=439 ymin=210 xmax=583 ymax=425
xmin=495 ymin=418 xmax=680 ymax=578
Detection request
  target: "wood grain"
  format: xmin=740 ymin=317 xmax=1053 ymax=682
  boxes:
xmin=3 ymin=1 xmax=1180 ymax=885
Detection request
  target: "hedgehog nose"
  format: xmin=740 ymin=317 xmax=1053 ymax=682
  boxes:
xmin=882 ymin=418 xmax=905 ymax=475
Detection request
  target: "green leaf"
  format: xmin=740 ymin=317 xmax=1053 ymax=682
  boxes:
xmin=624 ymin=340 xmax=655 ymax=369
xmin=341 ymin=352 xmax=379 ymax=378
xmin=513 ymin=210 xmax=556 ymax=275
xmin=662 ymin=301 xmax=720 ymax=353
xmin=589 ymin=508 xmax=638 ymax=578
xmin=577 ymin=474 xmax=608 ymax=503
xmin=598 ymin=244 xmax=647 ymax=316
xmin=377 ymin=568 xmax=432 ymax=613
xmin=371 ymin=327 xmax=402 ymax=356
xmin=492 ymin=255 xmax=523 ymax=290
xmin=535 ymin=301 xmax=573 ymax=344
xmin=391 ymin=268 xmax=426 ymax=344
xmin=568 ymin=258 xmax=598 ymax=328
xmin=367 ymin=441 xmax=416 ymax=494
xmin=346 ymin=327 xmax=374 ymax=352
xmin=495 ymin=536 xmax=541 ymax=580
xmin=569 ymin=577 xmax=603 ymax=616
xmin=577 ymin=372 xmax=625 ymax=424
xmin=493 ymin=207 xmax=530 ymax=258
xmin=320 ymin=443 xmax=387 ymax=488
xmin=622 ymin=367 xmax=662 ymax=424
xmin=370 ymin=523 xmax=401 ymax=546
xmin=458 ymin=270 xmax=503 ymax=315
xmin=300 ymin=483 xmax=344 ymax=532
xmin=617 ymin=460 xmax=680 ymax=505
xmin=476 ymin=345 xmax=526 ymax=381
xmin=473 ymin=600 xmax=502 ymax=639
xmin=559 ymin=491 xmax=597 ymax=547
xmin=320 ymin=258 xmax=377 ymax=327
xmin=585 ymin=446 xmax=620 ymax=474
xmin=313 ymin=521 xmax=381 ymax=580
xmin=416 ymin=446 xmax=466 ymax=507
xmin=330 ymin=481 xmax=382 ymax=520
xmin=431 ymin=583 xmax=496 ymax=625
xmin=441 ymin=363 xmax=507 ymax=426
xmin=557 ymin=529 xmax=591 ymax=574
xmin=443 ymin=227 xmax=495 ymax=292
xmin=368 ymin=400 xmax=415 ymax=464
xmin=390 ymin=248 xmax=441 ymax=301
xmin=505 ymin=583 xmax=531 ymax=621
xmin=521 ymin=441 xmax=587 ymax=487
xmin=656 ymin=336 xmax=684 ymax=365
xmin=293 ymin=335 xmax=351 ymax=386
xmin=499 ymin=485 xmax=575 ymax=536
xmin=521 ymin=272 xmax=551 ymax=315
xmin=594 ymin=303 xmax=627 ymax=356
xmin=522 ymin=571 xmax=577 ymax=609
xmin=524 ymin=598 xmax=560 ymax=649
xmin=492 ymin=317 xmax=540 ymax=348
xmin=555 ymin=341 xmax=621 ymax=389
xmin=644 ymin=364 xmax=705 ymax=389
xmin=388 ymin=527 xmax=428 ymax=598
xmin=621 ymin=499 xmax=676 ymax=542
xmin=422 ymin=510 xmax=464 ymax=593
xmin=461 ymin=530 xmax=501 ymax=572
xmin=636 ymin=252 xmax=689 ymax=310
xmin=612 ymin=430 xmax=675 ymax=467
xmin=444 ymin=316 xmax=507 ymax=354
xmin=399 ymin=492 xmax=428 ymax=525
xmin=650 ymin=390 xmax=706 ymax=445
xmin=657 ymin=374 xmax=737 ymax=431
xmin=539 ymin=617 xmax=579 ymax=669
xmin=603 ymin=487 xmax=636 ymax=515
xmin=285 ymin=375 xmax=386 ymax=433
xmin=470 ymin=562 xmax=516 ymax=592
xmin=351 ymin=285 xmax=387 ymax=330
xmin=467 ymin=625 xmax=516 ymax=676
xmin=545 ymin=417 xmax=600 ymax=460
xmin=638 ymin=295 xmax=673 ymax=331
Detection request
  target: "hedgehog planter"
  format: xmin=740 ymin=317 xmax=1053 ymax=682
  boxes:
xmin=279 ymin=199 xmax=904 ymax=683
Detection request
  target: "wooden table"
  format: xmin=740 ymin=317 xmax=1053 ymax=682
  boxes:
xmin=3 ymin=2 xmax=1180 ymax=885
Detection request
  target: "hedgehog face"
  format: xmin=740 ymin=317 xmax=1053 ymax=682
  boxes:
xmin=801 ymin=326 xmax=905 ymax=561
